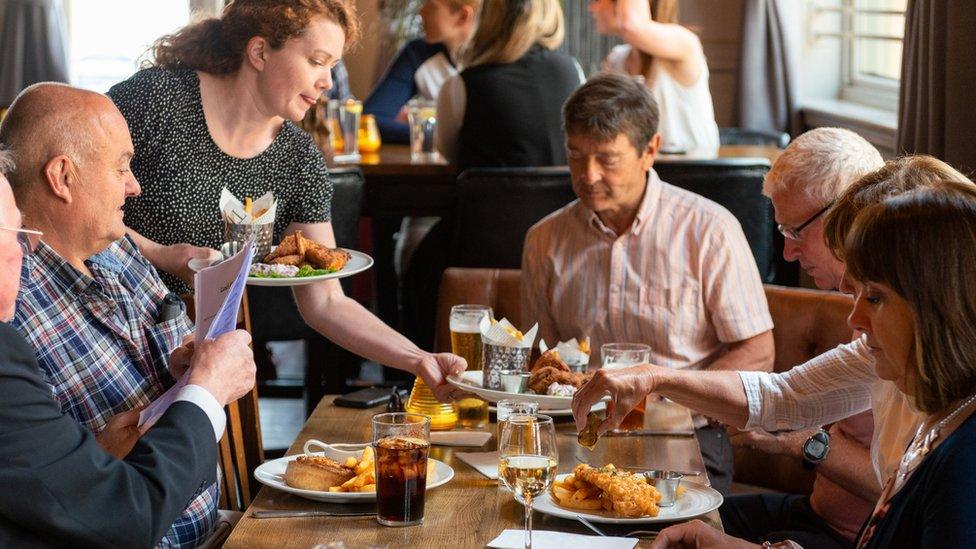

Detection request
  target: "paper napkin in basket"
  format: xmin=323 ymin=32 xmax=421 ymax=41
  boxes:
xmin=488 ymin=530 xmax=638 ymax=549
xmin=539 ymin=337 xmax=591 ymax=367
xmin=220 ymin=189 xmax=278 ymax=225
xmin=480 ymin=317 xmax=538 ymax=349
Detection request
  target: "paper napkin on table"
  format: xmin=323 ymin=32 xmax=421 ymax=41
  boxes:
xmin=488 ymin=530 xmax=638 ymax=549
xmin=480 ymin=317 xmax=538 ymax=349
xmin=220 ymin=189 xmax=277 ymax=225
xmin=539 ymin=337 xmax=591 ymax=367
xmin=455 ymin=450 xmax=500 ymax=479
xmin=430 ymin=431 xmax=493 ymax=447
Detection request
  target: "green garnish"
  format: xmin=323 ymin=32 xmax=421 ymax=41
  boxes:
xmin=249 ymin=265 xmax=339 ymax=278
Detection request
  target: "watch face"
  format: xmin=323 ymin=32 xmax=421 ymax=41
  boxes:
xmin=807 ymin=440 xmax=826 ymax=457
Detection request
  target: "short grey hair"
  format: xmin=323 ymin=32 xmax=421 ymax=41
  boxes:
xmin=0 ymin=146 xmax=13 ymax=178
xmin=763 ymin=127 xmax=884 ymax=205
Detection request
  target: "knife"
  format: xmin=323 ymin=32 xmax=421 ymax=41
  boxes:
xmin=251 ymin=510 xmax=375 ymax=519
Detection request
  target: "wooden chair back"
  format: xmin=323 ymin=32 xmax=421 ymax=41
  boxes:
xmin=181 ymin=292 xmax=265 ymax=512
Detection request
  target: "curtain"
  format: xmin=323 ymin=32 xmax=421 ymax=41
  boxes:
xmin=0 ymin=0 xmax=69 ymax=106
xmin=738 ymin=0 xmax=799 ymax=135
xmin=898 ymin=0 xmax=976 ymax=174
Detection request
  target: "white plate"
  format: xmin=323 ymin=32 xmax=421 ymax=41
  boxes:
xmin=448 ymin=371 xmax=609 ymax=409
xmin=488 ymin=401 xmax=606 ymax=417
xmin=535 ymin=473 xmax=723 ymax=524
xmin=253 ymin=447 xmax=454 ymax=503
xmin=188 ymin=248 xmax=373 ymax=287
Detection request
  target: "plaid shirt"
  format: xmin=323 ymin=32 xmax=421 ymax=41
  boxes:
xmin=13 ymin=236 xmax=218 ymax=548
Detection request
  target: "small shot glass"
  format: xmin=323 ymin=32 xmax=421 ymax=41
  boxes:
xmin=643 ymin=470 xmax=683 ymax=507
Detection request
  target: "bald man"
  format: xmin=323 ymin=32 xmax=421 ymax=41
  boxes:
xmin=0 ymin=147 xmax=256 ymax=546
xmin=0 ymin=83 xmax=222 ymax=546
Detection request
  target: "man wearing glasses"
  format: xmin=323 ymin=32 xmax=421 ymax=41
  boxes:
xmin=0 ymin=83 xmax=221 ymax=546
xmin=576 ymin=128 xmax=927 ymax=547
xmin=0 ymin=147 xmax=257 ymax=545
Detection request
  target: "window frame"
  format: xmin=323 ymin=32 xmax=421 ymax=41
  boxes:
xmin=838 ymin=0 xmax=906 ymax=111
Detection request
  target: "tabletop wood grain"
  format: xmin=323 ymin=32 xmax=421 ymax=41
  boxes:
xmin=224 ymin=396 xmax=723 ymax=549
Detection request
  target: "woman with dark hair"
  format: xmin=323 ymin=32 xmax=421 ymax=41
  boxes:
xmin=588 ymin=0 xmax=719 ymax=153
xmin=107 ymin=0 xmax=466 ymax=423
xmin=650 ymin=180 xmax=976 ymax=548
xmin=435 ymin=0 xmax=584 ymax=171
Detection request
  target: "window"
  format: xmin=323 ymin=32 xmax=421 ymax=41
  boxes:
xmin=841 ymin=0 xmax=906 ymax=109
xmin=65 ymin=1 xmax=192 ymax=92
xmin=811 ymin=0 xmax=907 ymax=111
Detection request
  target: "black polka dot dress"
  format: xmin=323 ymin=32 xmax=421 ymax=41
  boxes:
xmin=108 ymin=67 xmax=333 ymax=294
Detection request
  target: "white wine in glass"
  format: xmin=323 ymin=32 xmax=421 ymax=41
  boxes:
xmin=498 ymin=414 xmax=557 ymax=549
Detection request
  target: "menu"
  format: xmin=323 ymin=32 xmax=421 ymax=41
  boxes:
xmin=138 ymin=241 xmax=254 ymax=429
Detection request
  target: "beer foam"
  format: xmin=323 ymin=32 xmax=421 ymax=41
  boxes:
xmin=450 ymin=319 xmax=482 ymax=333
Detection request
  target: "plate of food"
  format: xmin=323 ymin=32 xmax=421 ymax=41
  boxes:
xmin=535 ymin=464 xmax=723 ymax=524
xmin=188 ymin=232 xmax=373 ymax=287
xmin=448 ymin=349 xmax=608 ymax=409
xmin=253 ymin=440 xmax=454 ymax=503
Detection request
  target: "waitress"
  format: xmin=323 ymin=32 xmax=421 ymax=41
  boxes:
xmin=108 ymin=0 xmax=465 ymax=399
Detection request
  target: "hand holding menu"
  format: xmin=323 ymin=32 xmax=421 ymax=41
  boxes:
xmin=138 ymin=241 xmax=255 ymax=429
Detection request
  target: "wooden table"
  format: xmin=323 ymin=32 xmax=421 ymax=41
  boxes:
xmin=225 ymin=397 xmax=722 ymax=548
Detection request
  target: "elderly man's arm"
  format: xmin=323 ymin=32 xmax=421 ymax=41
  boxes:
xmin=704 ymin=330 xmax=774 ymax=373
xmin=286 ymin=222 xmax=466 ymax=401
xmin=0 ymin=323 xmax=219 ymax=547
xmin=729 ymin=422 xmax=881 ymax=501
xmin=520 ymin=227 xmax=559 ymax=348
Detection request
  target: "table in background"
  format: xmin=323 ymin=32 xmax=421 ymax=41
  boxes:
xmin=224 ymin=396 xmax=721 ymax=549
xmin=328 ymin=144 xmax=783 ymax=333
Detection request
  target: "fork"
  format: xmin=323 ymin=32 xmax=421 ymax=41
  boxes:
xmin=575 ymin=515 xmax=658 ymax=539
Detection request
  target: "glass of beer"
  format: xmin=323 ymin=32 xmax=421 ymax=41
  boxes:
xmin=602 ymin=343 xmax=651 ymax=430
xmin=372 ymin=413 xmax=431 ymax=527
xmin=498 ymin=414 xmax=557 ymax=549
xmin=451 ymin=304 xmax=492 ymax=429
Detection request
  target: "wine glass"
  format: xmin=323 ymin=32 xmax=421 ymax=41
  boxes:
xmin=498 ymin=414 xmax=558 ymax=549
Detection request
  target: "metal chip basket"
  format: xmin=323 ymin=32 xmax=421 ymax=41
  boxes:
xmin=224 ymin=221 xmax=273 ymax=263
xmin=482 ymin=343 xmax=531 ymax=390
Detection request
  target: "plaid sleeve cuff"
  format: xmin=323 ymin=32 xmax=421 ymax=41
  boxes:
xmin=176 ymin=384 xmax=226 ymax=441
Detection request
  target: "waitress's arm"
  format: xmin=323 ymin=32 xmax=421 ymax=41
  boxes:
xmin=125 ymin=226 xmax=215 ymax=286
xmin=285 ymin=221 xmax=466 ymax=401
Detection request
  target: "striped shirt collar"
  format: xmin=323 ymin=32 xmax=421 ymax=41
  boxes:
xmin=581 ymin=169 xmax=662 ymax=238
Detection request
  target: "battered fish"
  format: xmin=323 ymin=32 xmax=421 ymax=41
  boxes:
xmin=573 ymin=463 xmax=661 ymax=518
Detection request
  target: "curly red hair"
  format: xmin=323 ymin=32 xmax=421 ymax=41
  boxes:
xmin=150 ymin=0 xmax=358 ymax=74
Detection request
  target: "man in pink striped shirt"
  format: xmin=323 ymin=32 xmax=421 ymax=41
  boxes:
xmin=521 ymin=73 xmax=774 ymax=494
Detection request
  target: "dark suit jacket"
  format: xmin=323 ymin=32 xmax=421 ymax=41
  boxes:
xmin=0 ymin=322 xmax=218 ymax=548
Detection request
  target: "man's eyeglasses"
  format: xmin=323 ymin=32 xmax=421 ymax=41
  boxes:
xmin=0 ymin=226 xmax=44 ymax=254
xmin=777 ymin=202 xmax=834 ymax=241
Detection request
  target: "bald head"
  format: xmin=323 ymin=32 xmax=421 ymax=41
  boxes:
xmin=0 ymin=83 xmax=125 ymax=197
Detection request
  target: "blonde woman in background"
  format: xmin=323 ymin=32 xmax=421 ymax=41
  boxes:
xmin=589 ymin=0 xmax=719 ymax=153
xmin=436 ymin=0 xmax=584 ymax=171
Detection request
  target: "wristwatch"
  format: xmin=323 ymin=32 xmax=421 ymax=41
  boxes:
xmin=802 ymin=428 xmax=830 ymax=470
